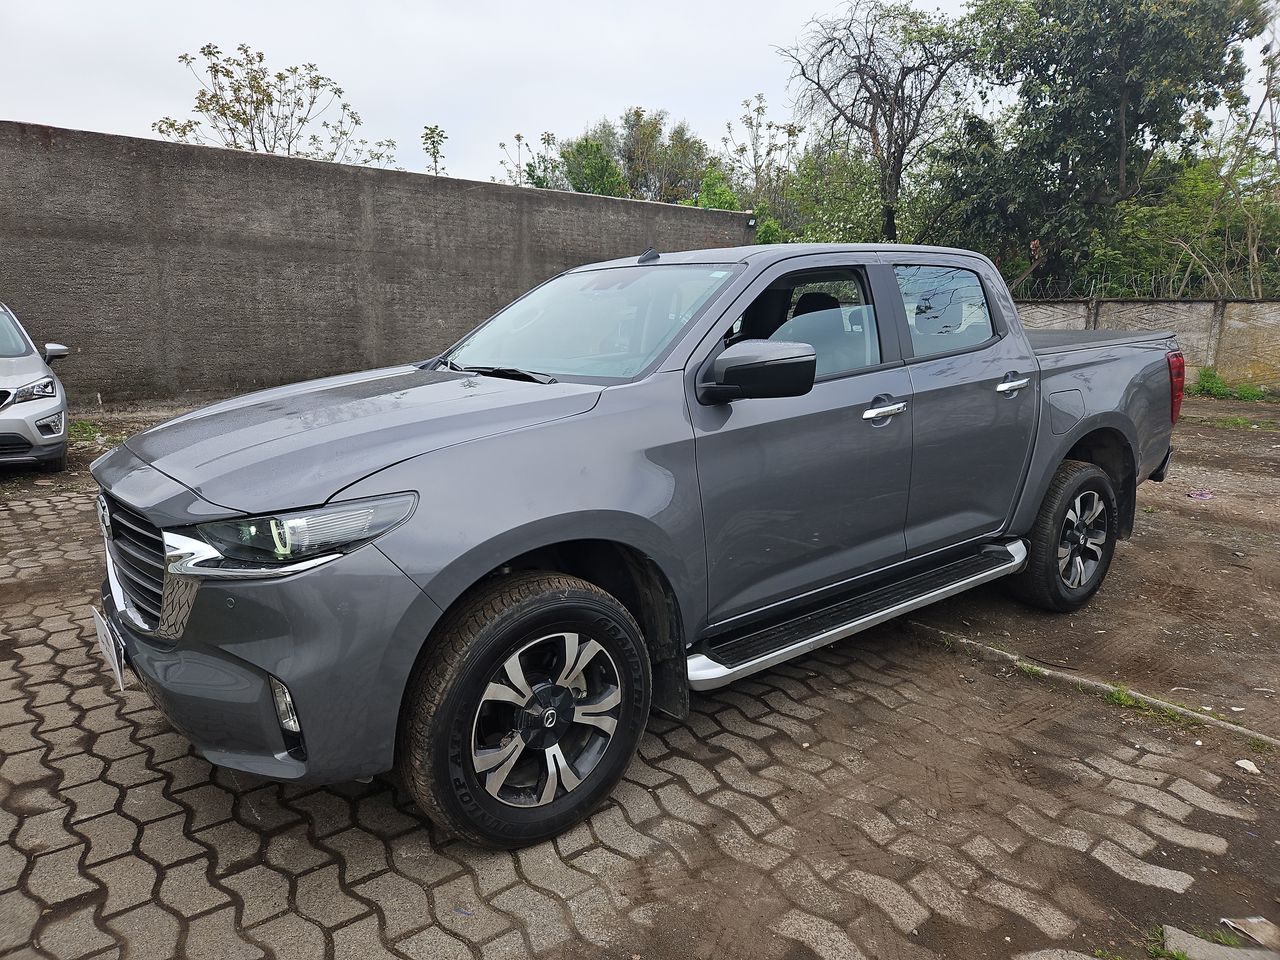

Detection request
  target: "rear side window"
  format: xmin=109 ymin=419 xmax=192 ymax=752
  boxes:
xmin=893 ymin=266 xmax=994 ymax=359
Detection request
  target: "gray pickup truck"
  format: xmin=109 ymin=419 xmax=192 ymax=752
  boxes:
xmin=91 ymin=244 xmax=1181 ymax=847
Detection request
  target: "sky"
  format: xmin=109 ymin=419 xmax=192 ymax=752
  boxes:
xmin=7 ymin=1 xmax=1261 ymax=184
xmin=0 ymin=0 xmax=972 ymax=181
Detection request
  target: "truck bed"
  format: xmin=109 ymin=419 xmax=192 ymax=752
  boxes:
xmin=1026 ymin=328 xmax=1176 ymax=356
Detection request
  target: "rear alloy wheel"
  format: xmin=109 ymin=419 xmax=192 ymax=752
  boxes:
xmin=1057 ymin=489 xmax=1108 ymax=590
xmin=399 ymin=571 xmax=650 ymax=848
xmin=1010 ymin=460 xmax=1119 ymax=612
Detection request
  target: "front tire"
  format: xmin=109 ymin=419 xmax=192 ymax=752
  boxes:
xmin=1010 ymin=460 xmax=1119 ymax=613
xmin=399 ymin=571 xmax=651 ymax=848
xmin=39 ymin=446 xmax=68 ymax=473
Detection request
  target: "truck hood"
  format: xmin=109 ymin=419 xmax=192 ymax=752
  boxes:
xmin=121 ymin=365 xmax=602 ymax=514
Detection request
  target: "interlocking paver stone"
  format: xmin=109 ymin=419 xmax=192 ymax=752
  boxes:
xmin=3 ymin=487 xmax=1278 ymax=959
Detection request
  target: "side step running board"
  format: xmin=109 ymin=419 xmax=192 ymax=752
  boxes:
xmin=687 ymin=540 xmax=1027 ymax=691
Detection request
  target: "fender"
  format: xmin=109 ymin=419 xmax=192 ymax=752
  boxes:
xmin=1008 ymin=410 xmax=1140 ymax=537
xmin=402 ymin=509 xmax=701 ymax=642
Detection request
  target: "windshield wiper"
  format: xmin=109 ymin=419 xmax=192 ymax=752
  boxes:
xmin=459 ymin=365 xmax=558 ymax=384
xmin=434 ymin=355 xmax=557 ymax=383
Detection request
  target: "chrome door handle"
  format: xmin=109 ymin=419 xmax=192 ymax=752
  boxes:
xmin=996 ymin=378 xmax=1031 ymax=393
xmin=862 ymin=401 xmax=907 ymax=420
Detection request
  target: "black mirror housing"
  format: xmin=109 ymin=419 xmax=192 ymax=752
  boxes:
xmin=698 ymin=340 xmax=817 ymax=404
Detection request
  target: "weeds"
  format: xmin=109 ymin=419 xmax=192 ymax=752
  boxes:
xmin=1017 ymin=661 xmax=1047 ymax=679
xmin=68 ymin=419 xmax=126 ymax=447
xmin=1247 ymin=736 xmax=1274 ymax=753
xmin=1193 ymin=926 xmax=1243 ymax=947
xmin=1144 ymin=926 xmax=1192 ymax=960
xmin=1185 ymin=368 xmax=1271 ymax=400
xmin=1102 ymin=686 xmax=1203 ymax=729
xmin=1105 ymin=686 xmax=1142 ymax=708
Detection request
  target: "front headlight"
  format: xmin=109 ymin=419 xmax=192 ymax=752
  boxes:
xmin=196 ymin=493 xmax=417 ymax=566
xmin=13 ymin=377 xmax=56 ymax=403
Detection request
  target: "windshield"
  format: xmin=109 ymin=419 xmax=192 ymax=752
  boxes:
xmin=0 ymin=306 xmax=31 ymax=358
xmin=446 ymin=264 xmax=736 ymax=380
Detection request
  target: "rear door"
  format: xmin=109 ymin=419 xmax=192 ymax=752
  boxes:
xmin=886 ymin=255 xmax=1039 ymax=555
xmin=689 ymin=255 xmax=913 ymax=626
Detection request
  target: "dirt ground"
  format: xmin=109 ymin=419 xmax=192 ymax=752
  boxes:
xmin=910 ymin=395 xmax=1280 ymax=740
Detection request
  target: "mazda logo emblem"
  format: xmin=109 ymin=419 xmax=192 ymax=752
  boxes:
xmin=542 ymin=708 xmax=557 ymax=728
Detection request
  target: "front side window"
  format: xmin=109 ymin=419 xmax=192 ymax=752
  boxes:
xmin=726 ymin=269 xmax=882 ymax=378
xmin=893 ymin=265 xmax=995 ymax=359
xmin=446 ymin=264 xmax=735 ymax=381
xmin=0 ymin=306 xmax=30 ymax=358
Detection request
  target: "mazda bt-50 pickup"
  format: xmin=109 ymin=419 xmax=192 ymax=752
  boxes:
xmin=90 ymin=244 xmax=1182 ymax=847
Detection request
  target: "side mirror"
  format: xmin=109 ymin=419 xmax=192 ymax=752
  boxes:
xmin=698 ymin=339 xmax=816 ymax=404
xmin=43 ymin=343 xmax=69 ymax=364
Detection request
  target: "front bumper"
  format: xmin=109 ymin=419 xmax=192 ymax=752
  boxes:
xmin=0 ymin=392 xmax=67 ymax=463
xmin=96 ymin=466 xmax=443 ymax=783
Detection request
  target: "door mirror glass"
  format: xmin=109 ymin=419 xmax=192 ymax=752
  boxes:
xmin=699 ymin=339 xmax=816 ymax=404
xmin=43 ymin=343 xmax=70 ymax=363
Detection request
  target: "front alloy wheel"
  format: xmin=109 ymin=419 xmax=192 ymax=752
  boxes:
xmin=399 ymin=571 xmax=650 ymax=848
xmin=472 ymin=632 xmax=622 ymax=807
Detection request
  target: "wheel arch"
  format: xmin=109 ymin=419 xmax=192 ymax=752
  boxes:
xmin=400 ymin=520 xmax=694 ymax=735
xmin=1011 ymin=414 xmax=1140 ymax=540
xmin=1062 ymin=426 xmax=1138 ymax=538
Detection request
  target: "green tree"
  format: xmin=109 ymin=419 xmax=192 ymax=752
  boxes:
xmin=559 ymin=137 xmax=628 ymax=197
xmin=498 ymin=132 xmax=567 ymax=189
xmin=940 ymin=0 xmax=1268 ymax=288
xmin=687 ymin=167 xmax=741 ymax=211
xmin=421 ymin=124 xmax=447 ymax=176
xmin=784 ymin=1 xmax=974 ymax=241
xmin=617 ymin=108 xmax=710 ymax=203
xmin=721 ymin=95 xmax=801 ymax=227
xmin=153 ymin=43 xmax=396 ymax=166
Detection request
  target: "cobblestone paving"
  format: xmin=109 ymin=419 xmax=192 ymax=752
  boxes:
xmin=2 ymin=491 xmax=1277 ymax=960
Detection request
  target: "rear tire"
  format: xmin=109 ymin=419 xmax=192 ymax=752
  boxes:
xmin=398 ymin=571 xmax=651 ymax=848
xmin=1009 ymin=460 xmax=1118 ymax=613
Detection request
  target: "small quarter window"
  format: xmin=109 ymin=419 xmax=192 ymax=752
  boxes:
xmin=893 ymin=266 xmax=994 ymax=359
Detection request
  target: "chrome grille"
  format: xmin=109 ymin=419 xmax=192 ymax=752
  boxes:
xmin=104 ymin=494 xmax=165 ymax=627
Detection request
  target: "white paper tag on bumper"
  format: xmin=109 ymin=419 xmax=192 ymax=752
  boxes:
xmin=92 ymin=607 xmax=126 ymax=692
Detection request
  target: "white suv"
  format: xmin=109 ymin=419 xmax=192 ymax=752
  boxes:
xmin=0 ymin=302 xmax=69 ymax=472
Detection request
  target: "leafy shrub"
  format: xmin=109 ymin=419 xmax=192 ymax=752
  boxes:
xmin=1188 ymin=368 xmax=1231 ymax=398
xmin=1236 ymin=383 xmax=1266 ymax=401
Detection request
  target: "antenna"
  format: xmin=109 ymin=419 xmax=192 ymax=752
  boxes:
xmin=637 ymin=247 xmax=660 ymax=264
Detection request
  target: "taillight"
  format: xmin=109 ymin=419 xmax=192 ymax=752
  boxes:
xmin=1167 ymin=350 xmax=1185 ymax=425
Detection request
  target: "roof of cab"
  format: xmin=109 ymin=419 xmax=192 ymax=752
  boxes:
xmin=569 ymin=243 xmax=999 ymax=272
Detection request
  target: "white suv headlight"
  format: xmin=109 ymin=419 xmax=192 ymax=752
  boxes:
xmin=13 ymin=377 xmax=56 ymax=403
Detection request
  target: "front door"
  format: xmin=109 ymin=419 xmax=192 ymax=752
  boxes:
xmin=690 ymin=259 xmax=913 ymax=626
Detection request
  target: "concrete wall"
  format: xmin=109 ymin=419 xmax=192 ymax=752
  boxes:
xmin=0 ymin=122 xmax=755 ymax=402
xmin=1016 ymin=298 xmax=1280 ymax=389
